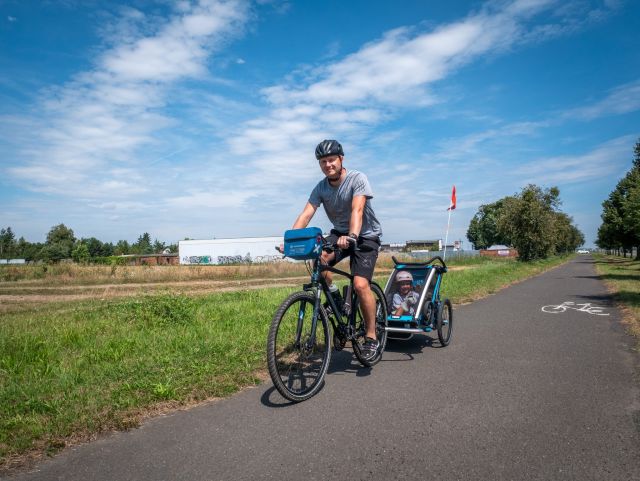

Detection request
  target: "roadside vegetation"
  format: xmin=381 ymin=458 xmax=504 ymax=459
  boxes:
xmin=0 ymin=254 xmax=570 ymax=470
xmin=466 ymin=184 xmax=584 ymax=261
xmin=596 ymin=139 xmax=640 ymax=259
xmin=0 ymin=224 xmax=176 ymax=264
xmin=593 ymin=255 xmax=640 ymax=342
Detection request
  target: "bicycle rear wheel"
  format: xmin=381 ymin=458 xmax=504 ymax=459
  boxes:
xmin=267 ymin=291 xmax=331 ymax=402
xmin=437 ymin=299 xmax=453 ymax=346
xmin=352 ymin=282 xmax=388 ymax=367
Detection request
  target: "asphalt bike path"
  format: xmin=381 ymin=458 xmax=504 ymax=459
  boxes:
xmin=6 ymin=256 xmax=640 ymax=480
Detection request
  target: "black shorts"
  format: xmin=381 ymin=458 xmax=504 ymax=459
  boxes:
xmin=325 ymin=230 xmax=380 ymax=282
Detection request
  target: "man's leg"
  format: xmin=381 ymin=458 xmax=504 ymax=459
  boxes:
xmin=350 ymin=238 xmax=380 ymax=341
xmin=320 ymin=250 xmax=335 ymax=285
xmin=354 ymin=275 xmax=377 ymax=340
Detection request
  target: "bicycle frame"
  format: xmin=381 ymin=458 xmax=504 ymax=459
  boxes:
xmin=302 ymin=257 xmax=358 ymax=347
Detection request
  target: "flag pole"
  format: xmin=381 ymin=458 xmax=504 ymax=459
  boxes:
xmin=443 ymin=206 xmax=452 ymax=262
xmin=443 ymin=185 xmax=456 ymax=262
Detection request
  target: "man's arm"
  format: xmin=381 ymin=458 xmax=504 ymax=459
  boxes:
xmin=292 ymin=202 xmax=318 ymax=229
xmin=335 ymin=194 xmax=366 ymax=249
xmin=348 ymin=195 xmax=366 ymax=237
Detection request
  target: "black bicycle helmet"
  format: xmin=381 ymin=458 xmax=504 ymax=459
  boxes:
xmin=315 ymin=139 xmax=344 ymax=160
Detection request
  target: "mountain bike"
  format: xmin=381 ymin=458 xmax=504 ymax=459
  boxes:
xmin=266 ymin=228 xmax=388 ymax=402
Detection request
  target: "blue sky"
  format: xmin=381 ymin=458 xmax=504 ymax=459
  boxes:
xmin=1 ymin=0 xmax=639 ymax=247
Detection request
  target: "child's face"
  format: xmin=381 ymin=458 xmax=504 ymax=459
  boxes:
xmin=399 ymin=281 xmax=412 ymax=295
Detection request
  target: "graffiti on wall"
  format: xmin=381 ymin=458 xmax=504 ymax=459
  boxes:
xmin=183 ymin=251 xmax=285 ymax=265
xmin=182 ymin=255 xmax=213 ymax=265
xmin=217 ymin=255 xmax=247 ymax=265
xmin=253 ymin=255 xmax=285 ymax=263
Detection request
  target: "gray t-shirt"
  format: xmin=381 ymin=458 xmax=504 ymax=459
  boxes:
xmin=308 ymin=170 xmax=382 ymax=239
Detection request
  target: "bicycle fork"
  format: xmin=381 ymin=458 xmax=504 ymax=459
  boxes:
xmin=295 ymin=287 xmax=323 ymax=350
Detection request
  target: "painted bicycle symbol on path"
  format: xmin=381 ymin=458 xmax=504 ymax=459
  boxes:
xmin=541 ymin=301 xmax=610 ymax=316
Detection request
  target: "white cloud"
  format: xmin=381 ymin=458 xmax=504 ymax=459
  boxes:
xmin=8 ymin=0 xmax=250 ymax=198
xmin=229 ymin=0 xmax=576 ymax=190
xmin=513 ymin=134 xmax=636 ymax=185
xmin=564 ymin=79 xmax=640 ymax=120
xmin=7 ymin=15 xmax=17 ymax=22
xmin=165 ymin=190 xmax=252 ymax=209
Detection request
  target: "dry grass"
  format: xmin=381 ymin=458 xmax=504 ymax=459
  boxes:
xmin=0 ymin=252 xmax=477 ymax=285
xmin=0 ymin=262 xmax=310 ymax=285
xmin=0 ymin=253 xmax=478 ymax=314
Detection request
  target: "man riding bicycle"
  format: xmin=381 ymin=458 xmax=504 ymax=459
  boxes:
xmin=291 ymin=139 xmax=383 ymax=358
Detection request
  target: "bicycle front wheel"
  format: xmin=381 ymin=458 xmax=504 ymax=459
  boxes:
xmin=267 ymin=291 xmax=331 ymax=402
xmin=352 ymin=282 xmax=388 ymax=367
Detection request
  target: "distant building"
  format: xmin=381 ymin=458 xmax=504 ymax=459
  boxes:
xmin=0 ymin=259 xmax=26 ymax=265
xmin=119 ymin=254 xmax=179 ymax=266
xmin=380 ymin=242 xmax=405 ymax=252
xmin=179 ymin=237 xmax=284 ymax=265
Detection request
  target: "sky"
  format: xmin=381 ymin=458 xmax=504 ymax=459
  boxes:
xmin=1 ymin=0 xmax=639 ymax=248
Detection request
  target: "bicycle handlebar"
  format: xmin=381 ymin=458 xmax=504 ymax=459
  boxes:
xmin=322 ymin=236 xmax=360 ymax=253
xmin=275 ymin=235 xmax=366 ymax=257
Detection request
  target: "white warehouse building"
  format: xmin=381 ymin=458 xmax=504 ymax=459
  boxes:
xmin=179 ymin=237 xmax=284 ymax=265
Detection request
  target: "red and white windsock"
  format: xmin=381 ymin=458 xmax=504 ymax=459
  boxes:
xmin=447 ymin=185 xmax=457 ymax=211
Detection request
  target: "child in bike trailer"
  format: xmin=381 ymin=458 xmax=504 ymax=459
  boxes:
xmin=290 ymin=139 xmax=383 ymax=359
xmin=391 ymin=270 xmax=420 ymax=316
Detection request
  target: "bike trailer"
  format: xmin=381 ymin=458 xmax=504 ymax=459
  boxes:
xmin=383 ymin=256 xmax=448 ymax=340
xmin=283 ymin=227 xmax=323 ymax=260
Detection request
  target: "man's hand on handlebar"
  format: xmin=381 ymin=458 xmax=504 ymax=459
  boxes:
xmin=336 ymin=235 xmax=356 ymax=250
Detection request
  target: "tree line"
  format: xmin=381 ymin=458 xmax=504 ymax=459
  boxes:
xmin=596 ymin=139 xmax=640 ymax=259
xmin=466 ymin=184 xmax=584 ymax=261
xmin=0 ymin=224 xmax=177 ymax=263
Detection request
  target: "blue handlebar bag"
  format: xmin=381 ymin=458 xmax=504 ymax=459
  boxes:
xmin=284 ymin=227 xmax=323 ymax=260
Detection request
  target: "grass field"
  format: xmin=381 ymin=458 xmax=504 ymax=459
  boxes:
xmin=593 ymin=255 xmax=640 ymax=343
xmin=0 ymin=255 xmax=571 ymax=470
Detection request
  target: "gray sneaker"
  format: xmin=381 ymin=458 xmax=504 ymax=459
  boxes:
xmin=360 ymin=337 xmax=379 ymax=359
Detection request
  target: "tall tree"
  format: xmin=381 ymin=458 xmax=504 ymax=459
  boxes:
xmin=153 ymin=239 xmax=166 ymax=253
xmin=132 ymin=233 xmax=153 ymax=255
xmin=82 ymin=237 xmax=104 ymax=257
xmin=553 ymin=212 xmax=584 ymax=254
xmin=46 ymin=224 xmax=75 ymax=246
xmin=114 ymin=240 xmax=130 ymax=255
xmin=498 ymin=185 xmax=560 ymax=261
xmin=596 ymin=139 xmax=640 ymax=258
xmin=466 ymin=199 xmax=512 ymax=250
xmin=15 ymin=237 xmax=42 ymax=261
xmin=41 ymin=224 xmax=76 ymax=261
xmin=0 ymin=227 xmax=16 ymax=258
xmin=101 ymin=242 xmax=115 ymax=257
xmin=71 ymin=242 xmax=90 ymax=263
